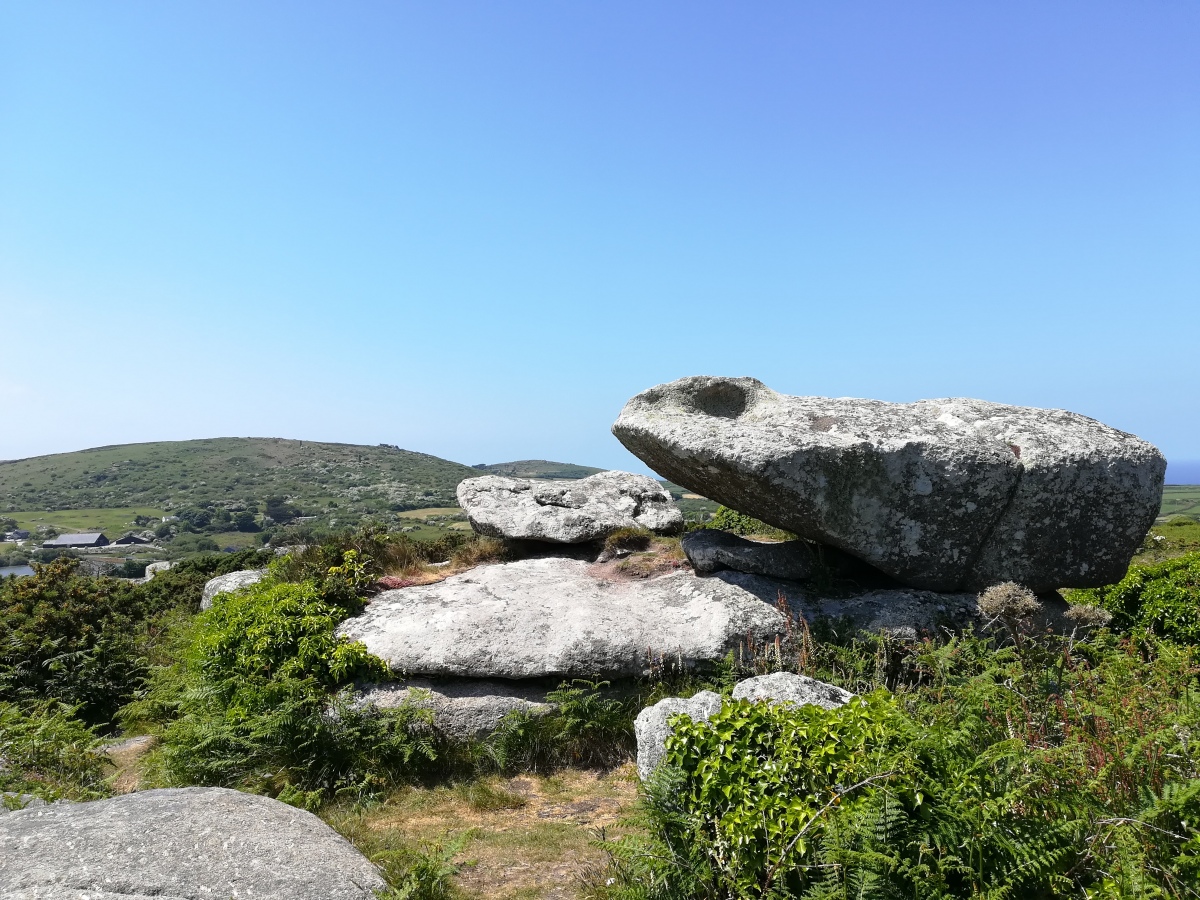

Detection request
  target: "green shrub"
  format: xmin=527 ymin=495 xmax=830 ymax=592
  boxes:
xmin=482 ymin=680 xmax=636 ymax=774
xmin=143 ymin=567 xmax=437 ymax=802
xmin=708 ymin=507 xmax=793 ymax=540
xmin=602 ymin=631 xmax=1200 ymax=899
xmin=0 ymin=559 xmax=147 ymax=728
xmin=0 ymin=701 xmax=110 ymax=802
xmin=1070 ymin=551 xmax=1200 ymax=644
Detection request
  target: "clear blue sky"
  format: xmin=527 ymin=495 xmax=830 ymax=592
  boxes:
xmin=2 ymin=2 xmax=1198 ymax=481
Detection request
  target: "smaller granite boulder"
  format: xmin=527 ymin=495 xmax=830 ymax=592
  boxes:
xmin=351 ymin=679 xmax=553 ymax=740
xmin=0 ymin=786 xmax=386 ymax=898
xmin=200 ymin=569 xmax=266 ymax=610
xmin=457 ymin=470 xmax=683 ymax=543
xmin=683 ymin=529 xmax=816 ymax=581
xmin=731 ymin=671 xmax=854 ymax=709
xmin=634 ymin=691 xmax=722 ymax=780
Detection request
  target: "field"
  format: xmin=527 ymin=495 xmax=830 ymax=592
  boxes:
xmin=7 ymin=507 xmax=165 ymax=538
xmin=1160 ymin=484 xmax=1200 ymax=519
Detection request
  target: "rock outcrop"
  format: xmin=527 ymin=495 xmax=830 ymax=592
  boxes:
xmin=682 ymin=529 xmax=816 ymax=580
xmin=0 ymin=786 xmax=386 ymax=899
xmin=200 ymin=569 xmax=266 ymax=610
xmin=613 ymin=376 xmax=1165 ymax=592
xmin=634 ymin=691 xmax=722 ymax=780
xmin=336 ymin=557 xmax=787 ymax=679
xmin=350 ymin=679 xmax=553 ymax=740
xmin=457 ymin=470 xmax=683 ymax=543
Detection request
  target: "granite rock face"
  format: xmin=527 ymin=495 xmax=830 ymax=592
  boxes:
xmin=613 ymin=376 xmax=1165 ymax=592
xmin=457 ymin=470 xmax=683 ymax=543
xmin=200 ymin=569 xmax=266 ymax=610
xmin=0 ymin=787 xmax=386 ymax=899
xmin=731 ymin=672 xmax=854 ymax=709
xmin=634 ymin=691 xmax=723 ymax=780
xmin=336 ymin=557 xmax=787 ymax=679
xmin=351 ymin=679 xmax=553 ymax=740
xmin=682 ymin=529 xmax=816 ymax=581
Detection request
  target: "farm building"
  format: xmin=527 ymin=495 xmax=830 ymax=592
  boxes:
xmin=113 ymin=533 xmax=151 ymax=545
xmin=42 ymin=533 xmax=111 ymax=549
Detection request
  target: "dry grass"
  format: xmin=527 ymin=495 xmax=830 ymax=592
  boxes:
xmin=102 ymin=734 xmax=157 ymax=794
xmin=328 ymin=767 xmax=639 ymax=900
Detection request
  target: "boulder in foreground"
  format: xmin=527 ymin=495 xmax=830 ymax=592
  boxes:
xmin=613 ymin=376 xmax=1165 ymax=592
xmin=456 ymin=470 xmax=683 ymax=543
xmin=0 ymin=786 xmax=385 ymax=899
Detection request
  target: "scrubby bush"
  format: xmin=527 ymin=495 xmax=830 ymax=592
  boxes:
xmin=136 ymin=561 xmax=437 ymax=803
xmin=1071 ymin=551 xmax=1200 ymax=644
xmin=708 ymin=507 xmax=793 ymax=540
xmin=601 ymin=630 xmax=1200 ymax=899
xmin=482 ymin=680 xmax=636 ymax=773
xmin=0 ymin=701 xmax=110 ymax=802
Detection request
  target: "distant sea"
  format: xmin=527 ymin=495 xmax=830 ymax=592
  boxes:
xmin=1166 ymin=461 xmax=1200 ymax=485
xmin=0 ymin=565 xmax=34 ymax=578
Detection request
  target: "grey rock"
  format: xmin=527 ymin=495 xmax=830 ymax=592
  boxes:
xmin=731 ymin=672 xmax=854 ymax=709
xmin=0 ymin=786 xmax=385 ymax=899
xmin=199 ymin=569 xmax=266 ymax=610
xmin=351 ymin=679 xmax=553 ymax=740
xmin=683 ymin=529 xmax=815 ymax=580
xmin=457 ymin=470 xmax=683 ymax=543
xmin=634 ymin=691 xmax=722 ymax=780
xmin=139 ymin=561 xmax=172 ymax=583
xmin=337 ymin=557 xmax=788 ymax=679
xmin=613 ymin=376 xmax=1165 ymax=592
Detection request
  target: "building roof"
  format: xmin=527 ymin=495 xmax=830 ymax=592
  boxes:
xmin=43 ymin=533 xmax=109 ymax=547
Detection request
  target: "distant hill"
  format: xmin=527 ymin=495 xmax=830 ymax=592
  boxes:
xmin=0 ymin=438 xmax=479 ymax=515
xmin=472 ymin=460 xmax=605 ymax=480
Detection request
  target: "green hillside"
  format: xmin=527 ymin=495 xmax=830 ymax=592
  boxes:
xmin=0 ymin=438 xmax=479 ymax=516
xmin=472 ymin=459 xmax=605 ymax=479
xmin=1161 ymin=485 xmax=1200 ymax=520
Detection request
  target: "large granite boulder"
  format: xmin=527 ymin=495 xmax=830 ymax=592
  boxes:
xmin=336 ymin=557 xmax=787 ymax=679
xmin=350 ymin=679 xmax=553 ymax=740
xmin=200 ymin=569 xmax=266 ymax=610
xmin=457 ymin=470 xmax=683 ymax=543
xmin=613 ymin=376 xmax=1165 ymax=592
xmin=682 ymin=529 xmax=816 ymax=580
xmin=0 ymin=787 xmax=386 ymax=899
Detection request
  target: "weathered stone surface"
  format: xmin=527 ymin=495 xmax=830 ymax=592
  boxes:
xmin=457 ymin=470 xmax=683 ymax=543
xmin=613 ymin=376 xmax=1165 ymax=592
xmin=200 ymin=569 xmax=265 ymax=610
xmin=0 ymin=787 xmax=385 ymax=899
xmin=731 ymin=672 xmax=854 ymax=709
xmin=683 ymin=529 xmax=816 ymax=580
xmin=634 ymin=691 xmax=722 ymax=780
xmin=351 ymin=679 xmax=553 ymax=740
xmin=337 ymin=557 xmax=787 ymax=679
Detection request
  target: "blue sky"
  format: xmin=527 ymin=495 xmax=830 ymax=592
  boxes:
xmin=2 ymin=2 xmax=1198 ymax=481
